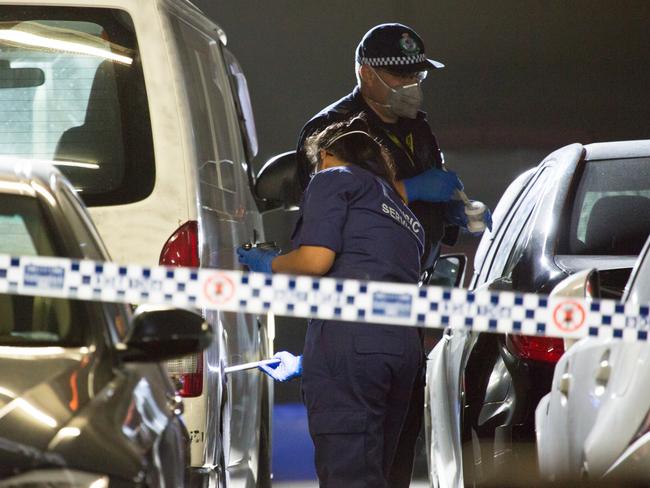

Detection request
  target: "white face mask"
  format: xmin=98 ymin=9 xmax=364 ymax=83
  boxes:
xmin=371 ymin=67 xmax=423 ymax=119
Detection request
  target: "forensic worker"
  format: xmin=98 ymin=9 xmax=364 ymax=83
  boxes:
xmin=294 ymin=23 xmax=491 ymax=487
xmin=238 ymin=116 xmax=425 ymax=487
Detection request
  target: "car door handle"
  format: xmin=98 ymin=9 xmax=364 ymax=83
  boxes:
xmin=559 ymin=373 xmax=571 ymax=396
xmin=595 ymin=358 xmax=611 ymax=386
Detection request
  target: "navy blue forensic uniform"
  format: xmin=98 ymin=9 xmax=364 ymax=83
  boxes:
xmin=294 ymin=165 xmax=424 ymax=488
xmin=297 ymin=87 xmax=451 ymax=487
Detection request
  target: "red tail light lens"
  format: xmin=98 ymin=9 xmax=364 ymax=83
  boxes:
xmin=159 ymin=220 xmax=199 ymax=267
xmin=160 ymin=221 xmax=202 ymax=397
xmin=508 ymin=335 xmax=565 ymax=363
xmin=166 ymin=353 xmax=204 ymax=397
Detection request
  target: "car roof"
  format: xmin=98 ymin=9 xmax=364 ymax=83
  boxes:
xmin=584 ymin=139 xmax=650 ymax=161
xmin=0 ymin=158 xmax=64 ymax=197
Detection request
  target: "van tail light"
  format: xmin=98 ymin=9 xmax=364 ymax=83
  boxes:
xmin=166 ymin=353 xmax=204 ymax=397
xmin=159 ymin=220 xmax=199 ymax=267
xmin=508 ymin=335 xmax=565 ymax=363
xmin=159 ymin=220 xmax=202 ymax=397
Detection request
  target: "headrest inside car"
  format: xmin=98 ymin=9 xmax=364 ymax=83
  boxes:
xmin=584 ymin=194 xmax=650 ymax=255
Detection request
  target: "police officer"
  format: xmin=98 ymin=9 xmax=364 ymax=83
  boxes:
xmin=239 ymin=116 xmax=427 ymax=487
xmin=297 ymin=23 xmax=472 ymax=268
xmin=295 ymin=23 xmax=487 ymax=487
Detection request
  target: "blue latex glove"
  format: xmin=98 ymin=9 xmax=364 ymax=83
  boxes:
xmin=483 ymin=207 xmax=493 ymax=232
xmin=403 ymin=168 xmax=463 ymax=203
xmin=445 ymin=200 xmax=468 ymax=228
xmin=259 ymin=351 xmax=302 ymax=382
xmin=237 ymin=246 xmax=280 ymax=273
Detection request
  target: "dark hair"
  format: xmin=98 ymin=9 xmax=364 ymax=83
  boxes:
xmin=304 ymin=116 xmax=397 ymax=188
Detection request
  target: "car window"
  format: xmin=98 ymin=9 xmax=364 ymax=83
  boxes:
xmin=472 ymin=169 xmax=534 ymax=284
xmin=476 ymin=168 xmax=550 ymax=286
xmin=0 ymin=204 xmax=52 ymax=257
xmin=0 ymin=209 xmax=39 ymax=256
xmin=558 ymin=157 xmax=650 ymax=256
xmin=0 ymin=194 xmax=88 ymax=346
xmin=223 ymin=48 xmax=258 ymax=162
xmin=500 ymin=199 xmax=544 ymax=282
xmin=169 ymin=17 xmax=247 ymax=219
xmin=0 ymin=7 xmax=154 ymax=206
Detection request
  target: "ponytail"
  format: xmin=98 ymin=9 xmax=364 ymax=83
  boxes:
xmin=304 ymin=116 xmax=397 ymax=191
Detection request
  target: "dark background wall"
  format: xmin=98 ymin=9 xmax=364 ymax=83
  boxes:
xmin=194 ymin=0 xmax=650 ymax=403
xmin=194 ymin=0 xmax=650 ymax=210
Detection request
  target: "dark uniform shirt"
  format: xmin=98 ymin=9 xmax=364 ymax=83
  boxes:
xmin=295 ymin=165 xmax=426 ymax=487
xmin=296 ymin=86 xmax=453 ymax=265
xmin=292 ymin=165 xmax=424 ymax=282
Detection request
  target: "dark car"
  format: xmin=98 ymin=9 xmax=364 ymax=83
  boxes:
xmin=425 ymin=140 xmax=650 ymax=486
xmin=0 ymin=160 xmax=212 ymax=486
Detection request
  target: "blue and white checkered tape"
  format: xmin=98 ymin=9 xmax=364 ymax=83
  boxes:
xmin=1 ymin=253 xmax=650 ymax=342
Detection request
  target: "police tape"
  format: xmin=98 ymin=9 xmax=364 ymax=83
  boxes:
xmin=1 ymin=253 xmax=649 ymax=342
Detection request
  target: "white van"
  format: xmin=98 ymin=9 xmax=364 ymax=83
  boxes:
xmin=0 ymin=1 xmax=271 ymax=486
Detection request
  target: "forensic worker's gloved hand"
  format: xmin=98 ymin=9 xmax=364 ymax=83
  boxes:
xmin=237 ymin=246 xmax=280 ymax=273
xmin=445 ymin=200 xmax=493 ymax=235
xmin=483 ymin=207 xmax=493 ymax=232
xmin=259 ymin=351 xmax=303 ymax=382
xmin=445 ymin=200 xmax=468 ymax=228
xmin=403 ymin=167 xmax=463 ymax=203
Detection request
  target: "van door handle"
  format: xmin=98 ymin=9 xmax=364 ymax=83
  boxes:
xmin=166 ymin=392 xmax=183 ymax=415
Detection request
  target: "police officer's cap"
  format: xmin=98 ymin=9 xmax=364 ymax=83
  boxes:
xmin=356 ymin=23 xmax=444 ymax=73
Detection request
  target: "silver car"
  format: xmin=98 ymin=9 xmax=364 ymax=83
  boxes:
xmin=425 ymin=139 xmax=650 ymax=487
xmin=0 ymin=160 xmax=212 ymax=485
xmin=537 ymin=235 xmax=650 ymax=484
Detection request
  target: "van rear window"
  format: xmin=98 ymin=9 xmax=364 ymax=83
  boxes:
xmin=0 ymin=7 xmax=154 ymax=206
xmin=559 ymin=157 xmax=650 ymax=255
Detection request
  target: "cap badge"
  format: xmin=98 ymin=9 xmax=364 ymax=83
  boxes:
xmin=399 ymin=33 xmax=420 ymax=56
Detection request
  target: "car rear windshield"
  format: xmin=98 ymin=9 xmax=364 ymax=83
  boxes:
xmin=0 ymin=195 xmax=88 ymax=346
xmin=0 ymin=7 xmax=154 ymax=206
xmin=559 ymin=157 xmax=650 ymax=255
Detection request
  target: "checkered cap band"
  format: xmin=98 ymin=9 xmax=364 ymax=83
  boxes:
xmin=359 ymin=54 xmax=428 ymax=67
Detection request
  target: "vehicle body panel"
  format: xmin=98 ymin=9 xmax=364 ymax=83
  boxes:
xmin=0 ymin=2 xmax=270 ymax=484
xmin=537 ymin=236 xmax=650 ymax=483
xmin=426 ymin=140 xmax=650 ymax=487
xmin=426 ymin=330 xmax=475 ymax=488
xmin=0 ymin=161 xmax=188 ymax=485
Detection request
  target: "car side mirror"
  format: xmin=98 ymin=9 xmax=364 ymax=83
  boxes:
xmin=121 ymin=306 xmax=213 ymax=362
xmin=255 ymin=150 xmax=302 ymax=210
xmin=426 ymin=254 xmax=467 ymax=288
